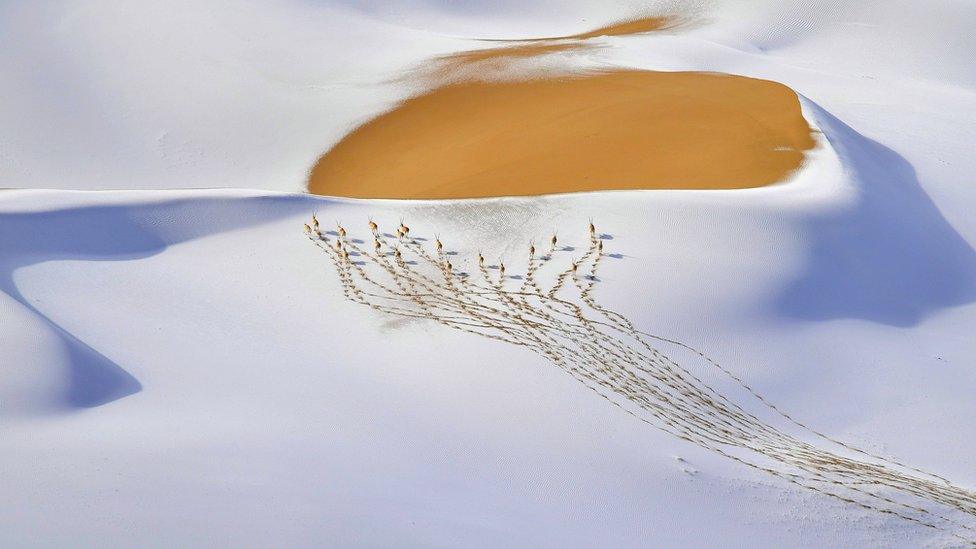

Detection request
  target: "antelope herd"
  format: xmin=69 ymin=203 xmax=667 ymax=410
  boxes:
xmin=304 ymin=214 xmax=976 ymax=544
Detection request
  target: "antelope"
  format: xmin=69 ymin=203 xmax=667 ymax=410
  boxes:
xmin=342 ymin=249 xmax=350 ymax=261
xmin=311 ymin=214 xmax=320 ymax=231
xmin=435 ymin=236 xmax=443 ymax=252
xmin=394 ymin=247 xmax=402 ymax=260
xmin=399 ymin=219 xmax=410 ymax=236
xmin=337 ymin=222 xmax=347 ymax=238
xmin=571 ymin=260 xmax=579 ymax=274
xmin=598 ymin=240 xmax=603 ymax=252
xmin=368 ymin=218 xmax=378 ymax=234
xmin=374 ymin=239 xmax=382 ymax=252
xmin=499 ymin=262 xmax=506 ymax=276
xmin=589 ymin=218 xmax=595 ymax=236
xmin=478 ymin=253 xmax=485 ymax=267
xmin=396 ymin=226 xmax=405 ymax=239
xmin=303 ymin=223 xmax=312 ymax=234
xmin=529 ymin=243 xmax=535 ymax=257
xmin=550 ymin=233 xmax=558 ymax=249
xmin=445 ymin=261 xmax=452 ymax=273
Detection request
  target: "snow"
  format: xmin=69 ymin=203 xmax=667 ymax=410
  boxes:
xmin=2 ymin=1 xmax=976 ymax=547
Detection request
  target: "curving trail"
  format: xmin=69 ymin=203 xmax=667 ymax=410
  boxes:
xmin=306 ymin=218 xmax=976 ymax=544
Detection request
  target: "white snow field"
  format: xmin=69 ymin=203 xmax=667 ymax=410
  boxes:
xmin=3 ymin=1 xmax=976 ymax=547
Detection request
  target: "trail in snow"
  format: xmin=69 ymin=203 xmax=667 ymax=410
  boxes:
xmin=307 ymin=218 xmax=976 ymax=544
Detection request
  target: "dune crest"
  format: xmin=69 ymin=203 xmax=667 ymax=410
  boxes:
xmin=429 ymin=15 xmax=677 ymax=78
xmin=435 ymin=42 xmax=596 ymax=69
xmin=516 ymin=16 xmax=679 ymax=41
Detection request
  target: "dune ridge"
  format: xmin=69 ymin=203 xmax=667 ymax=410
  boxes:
xmin=507 ymin=16 xmax=679 ymax=41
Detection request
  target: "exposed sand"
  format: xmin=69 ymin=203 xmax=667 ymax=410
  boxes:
xmin=432 ymin=16 xmax=675 ymax=74
xmin=308 ymin=70 xmax=815 ymax=199
xmin=437 ymin=42 xmax=595 ymax=66
xmin=521 ymin=16 xmax=678 ymax=41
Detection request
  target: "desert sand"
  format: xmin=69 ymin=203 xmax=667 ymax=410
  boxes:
xmin=430 ymin=16 xmax=676 ymax=76
xmin=308 ymin=70 xmax=814 ymax=199
xmin=434 ymin=41 xmax=595 ymax=67
xmin=521 ymin=15 xmax=677 ymax=40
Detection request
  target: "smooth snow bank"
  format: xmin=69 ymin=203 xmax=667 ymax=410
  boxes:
xmin=0 ymin=190 xmax=304 ymax=415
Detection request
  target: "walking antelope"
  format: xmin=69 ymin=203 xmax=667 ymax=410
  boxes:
xmin=368 ymin=218 xmax=378 ymax=235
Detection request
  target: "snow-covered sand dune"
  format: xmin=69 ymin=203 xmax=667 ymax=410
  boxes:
xmin=3 ymin=0 xmax=976 ymax=546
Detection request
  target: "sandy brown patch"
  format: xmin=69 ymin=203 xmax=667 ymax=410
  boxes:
xmin=438 ymin=41 xmax=593 ymax=65
xmin=308 ymin=70 xmax=815 ymax=199
xmin=425 ymin=42 xmax=600 ymax=84
xmin=429 ymin=16 xmax=675 ymax=77
xmin=521 ymin=16 xmax=678 ymax=41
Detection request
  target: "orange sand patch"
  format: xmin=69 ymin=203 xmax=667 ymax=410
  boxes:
xmin=308 ymin=70 xmax=815 ymax=199
xmin=426 ymin=42 xmax=600 ymax=83
xmin=525 ymin=16 xmax=678 ymax=41
xmin=438 ymin=42 xmax=593 ymax=65
xmin=436 ymin=16 xmax=673 ymax=68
